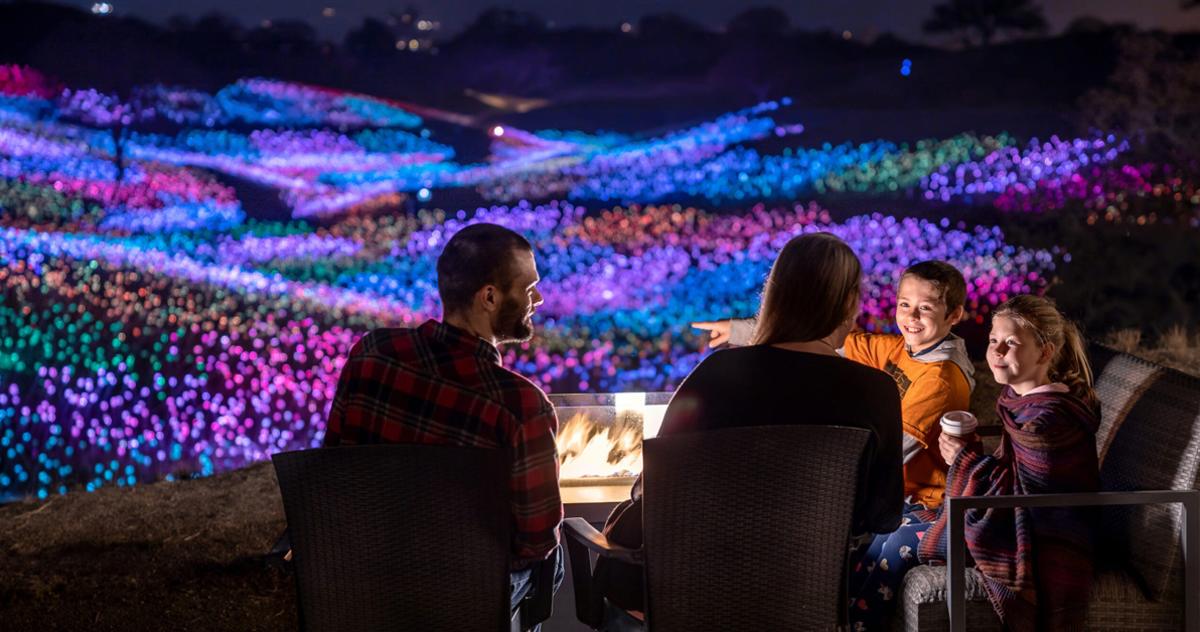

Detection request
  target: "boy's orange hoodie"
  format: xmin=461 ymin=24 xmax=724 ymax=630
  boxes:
xmin=841 ymin=332 xmax=973 ymax=509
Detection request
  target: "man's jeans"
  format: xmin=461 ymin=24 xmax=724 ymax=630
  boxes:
xmin=509 ymin=546 xmax=566 ymax=630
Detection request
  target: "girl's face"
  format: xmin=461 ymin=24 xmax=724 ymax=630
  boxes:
xmin=987 ymin=315 xmax=1053 ymax=394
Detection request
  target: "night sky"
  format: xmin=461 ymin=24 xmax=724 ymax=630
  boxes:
xmin=57 ymin=0 xmax=1200 ymax=41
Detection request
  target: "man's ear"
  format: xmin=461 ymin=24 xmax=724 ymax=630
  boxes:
xmin=476 ymin=284 xmax=500 ymax=314
xmin=947 ymin=305 xmax=965 ymax=325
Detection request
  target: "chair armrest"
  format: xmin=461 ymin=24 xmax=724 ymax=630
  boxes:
xmin=517 ymin=547 xmax=559 ymax=628
xmin=562 ymin=517 xmax=643 ymax=628
xmin=563 ymin=517 xmax=643 ymax=564
xmin=948 ymin=489 xmax=1199 ymax=510
xmin=943 ymin=489 xmax=1200 ymax=632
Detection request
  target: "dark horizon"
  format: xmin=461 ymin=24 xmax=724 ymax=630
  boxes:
xmin=48 ymin=0 xmax=1200 ymax=42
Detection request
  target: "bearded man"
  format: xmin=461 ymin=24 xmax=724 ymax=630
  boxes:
xmin=324 ymin=222 xmax=562 ymax=611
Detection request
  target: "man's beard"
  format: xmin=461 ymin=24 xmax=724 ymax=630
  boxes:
xmin=493 ymin=294 xmax=534 ymax=344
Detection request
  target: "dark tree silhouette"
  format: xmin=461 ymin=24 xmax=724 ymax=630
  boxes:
xmin=246 ymin=19 xmax=318 ymax=55
xmin=1079 ymin=33 xmax=1200 ymax=164
xmin=726 ymin=7 xmax=791 ymax=38
xmin=923 ymin=0 xmax=1048 ymax=47
xmin=345 ymin=18 xmax=397 ymax=58
xmin=166 ymin=15 xmax=192 ymax=32
xmin=192 ymin=11 xmax=245 ymax=41
xmin=458 ymin=8 xmax=546 ymax=42
xmin=638 ymin=13 xmax=708 ymax=40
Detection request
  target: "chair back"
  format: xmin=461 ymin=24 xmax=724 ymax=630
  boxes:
xmin=272 ymin=445 xmax=511 ymax=632
xmin=641 ymin=425 xmax=871 ymax=632
xmin=1090 ymin=344 xmax=1200 ymax=601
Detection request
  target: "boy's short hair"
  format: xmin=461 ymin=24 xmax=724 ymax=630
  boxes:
xmin=901 ymin=260 xmax=967 ymax=312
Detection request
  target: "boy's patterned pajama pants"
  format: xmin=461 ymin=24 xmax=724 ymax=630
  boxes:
xmin=847 ymin=507 xmax=933 ymax=631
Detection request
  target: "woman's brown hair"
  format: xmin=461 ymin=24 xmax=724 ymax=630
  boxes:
xmin=993 ymin=294 xmax=1098 ymax=408
xmin=751 ymin=232 xmax=862 ymax=346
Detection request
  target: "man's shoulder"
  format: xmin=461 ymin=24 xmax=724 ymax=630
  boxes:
xmin=483 ymin=362 xmax=554 ymax=416
xmin=353 ymin=326 xmax=419 ymax=354
xmin=340 ymin=328 xmax=429 ymax=375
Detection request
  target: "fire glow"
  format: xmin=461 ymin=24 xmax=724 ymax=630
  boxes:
xmin=554 ymin=392 xmax=667 ymax=484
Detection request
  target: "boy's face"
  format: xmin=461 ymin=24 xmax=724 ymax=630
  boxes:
xmin=895 ymin=276 xmax=963 ymax=353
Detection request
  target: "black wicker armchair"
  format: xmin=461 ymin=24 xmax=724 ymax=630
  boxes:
xmin=564 ymin=425 xmax=873 ymax=632
xmin=272 ymin=444 xmax=556 ymax=632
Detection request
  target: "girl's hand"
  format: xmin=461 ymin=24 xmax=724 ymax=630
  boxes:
xmin=692 ymin=320 xmax=732 ymax=348
xmin=939 ymin=432 xmax=973 ymax=465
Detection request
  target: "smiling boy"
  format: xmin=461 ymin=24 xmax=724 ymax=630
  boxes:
xmin=695 ymin=260 xmax=975 ymax=509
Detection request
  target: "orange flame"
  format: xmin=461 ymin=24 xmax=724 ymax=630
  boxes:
xmin=557 ymin=410 xmax=644 ymax=480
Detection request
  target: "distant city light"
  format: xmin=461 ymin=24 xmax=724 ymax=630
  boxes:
xmin=900 ymin=58 xmax=913 ymax=77
xmin=417 ymin=187 xmax=432 ymax=202
xmin=395 ymin=40 xmax=405 ymax=50
xmin=91 ymin=2 xmax=113 ymax=15
xmin=492 ymin=125 xmax=505 ymax=137
xmin=842 ymin=30 xmax=853 ymax=40
xmin=261 ymin=20 xmax=273 ymax=28
xmin=620 ymin=22 xmax=633 ymax=33
xmin=321 ymin=7 xmax=335 ymax=18
xmin=408 ymin=39 xmax=420 ymax=51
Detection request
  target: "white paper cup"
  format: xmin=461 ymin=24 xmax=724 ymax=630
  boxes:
xmin=940 ymin=411 xmax=978 ymax=437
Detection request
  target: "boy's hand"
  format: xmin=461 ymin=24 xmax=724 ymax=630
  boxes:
xmin=939 ymin=432 xmax=973 ymax=466
xmin=692 ymin=321 xmax=732 ymax=348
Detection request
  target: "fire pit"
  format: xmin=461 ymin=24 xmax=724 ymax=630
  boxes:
xmin=550 ymin=392 xmax=670 ymax=512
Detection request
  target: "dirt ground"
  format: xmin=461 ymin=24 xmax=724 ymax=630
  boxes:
xmin=0 ymin=460 xmax=296 ymax=631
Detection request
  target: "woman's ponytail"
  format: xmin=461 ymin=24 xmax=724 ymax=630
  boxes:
xmin=1053 ymin=319 xmax=1098 ymax=410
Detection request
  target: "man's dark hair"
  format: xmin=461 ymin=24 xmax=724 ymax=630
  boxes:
xmin=901 ymin=260 xmax=967 ymax=312
xmin=436 ymin=223 xmax=533 ymax=315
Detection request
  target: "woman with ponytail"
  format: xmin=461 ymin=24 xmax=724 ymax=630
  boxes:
xmin=596 ymin=233 xmax=906 ymax=631
xmin=849 ymin=294 xmax=1099 ymax=631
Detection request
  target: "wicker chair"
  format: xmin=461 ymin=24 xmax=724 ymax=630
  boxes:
xmin=564 ymin=425 xmax=873 ymax=631
xmin=894 ymin=345 xmax=1200 ymax=631
xmin=272 ymin=445 xmax=557 ymax=632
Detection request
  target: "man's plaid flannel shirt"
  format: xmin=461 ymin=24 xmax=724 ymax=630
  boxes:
xmin=324 ymin=319 xmax=562 ymax=566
